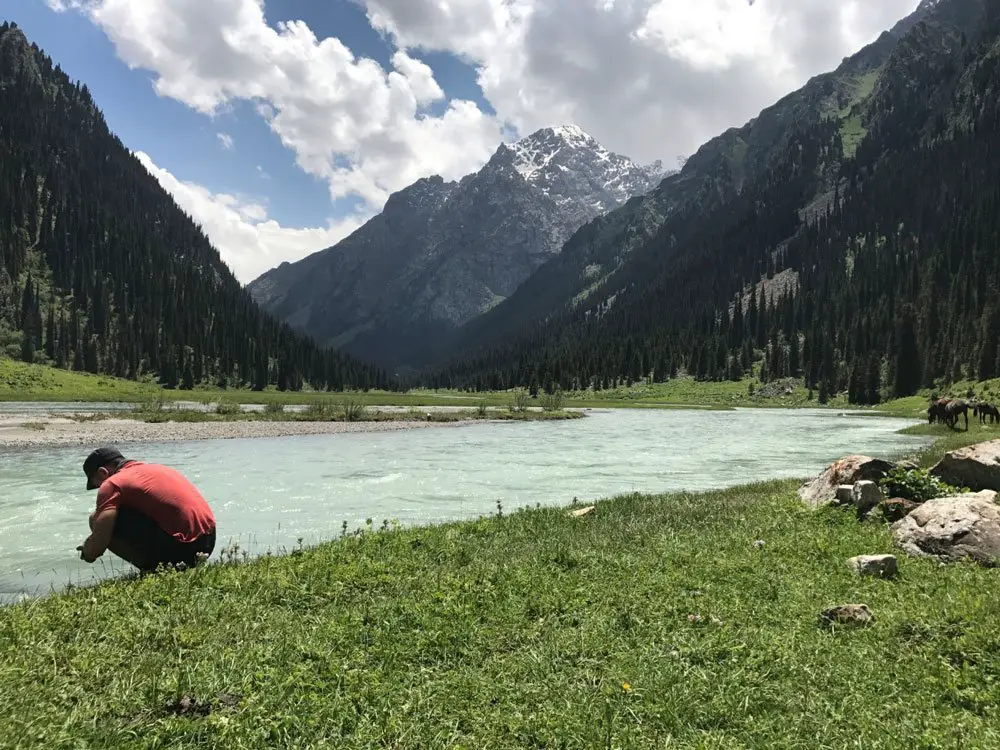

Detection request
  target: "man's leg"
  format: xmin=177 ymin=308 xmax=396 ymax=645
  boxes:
xmin=99 ymin=507 xmax=165 ymax=572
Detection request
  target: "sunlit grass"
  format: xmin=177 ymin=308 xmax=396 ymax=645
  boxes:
xmin=3 ymin=479 xmax=999 ymax=747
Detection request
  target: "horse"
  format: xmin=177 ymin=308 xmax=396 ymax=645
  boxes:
xmin=928 ymin=397 xmax=969 ymax=430
xmin=944 ymin=399 xmax=971 ymax=431
xmin=975 ymin=401 xmax=1000 ymax=425
xmin=928 ymin=398 xmax=952 ymax=425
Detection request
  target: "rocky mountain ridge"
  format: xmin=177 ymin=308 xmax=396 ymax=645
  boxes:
xmin=248 ymin=125 xmax=663 ymax=369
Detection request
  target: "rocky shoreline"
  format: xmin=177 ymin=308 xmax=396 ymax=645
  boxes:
xmin=0 ymin=414 xmax=480 ymax=449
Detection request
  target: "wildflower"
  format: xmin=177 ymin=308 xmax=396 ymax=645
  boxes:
xmin=622 ymin=682 xmax=632 ymax=693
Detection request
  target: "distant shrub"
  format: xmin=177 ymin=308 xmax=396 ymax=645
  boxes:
xmin=264 ymin=400 xmax=285 ymax=415
xmin=215 ymin=399 xmax=241 ymax=416
xmin=509 ymin=390 xmax=530 ymax=413
xmin=476 ymin=400 xmax=489 ymax=417
xmin=305 ymin=400 xmax=331 ymax=418
xmin=540 ymin=390 xmax=564 ymax=412
xmin=879 ymin=467 xmax=962 ymax=503
xmin=340 ymin=399 xmax=367 ymax=422
xmin=133 ymin=394 xmax=166 ymax=415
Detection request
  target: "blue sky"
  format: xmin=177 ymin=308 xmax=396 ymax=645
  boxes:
xmin=5 ymin=0 xmax=491 ymax=231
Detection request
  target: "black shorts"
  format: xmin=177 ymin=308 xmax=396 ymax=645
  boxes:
xmin=113 ymin=506 xmax=216 ymax=573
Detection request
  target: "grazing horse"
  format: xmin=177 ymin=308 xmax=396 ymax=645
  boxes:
xmin=975 ymin=401 xmax=1000 ymax=425
xmin=928 ymin=398 xmax=952 ymax=425
xmin=944 ymin=399 xmax=971 ymax=431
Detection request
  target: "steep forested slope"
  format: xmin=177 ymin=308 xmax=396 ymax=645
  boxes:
xmin=430 ymin=0 xmax=1000 ymax=404
xmin=0 ymin=22 xmax=385 ymax=391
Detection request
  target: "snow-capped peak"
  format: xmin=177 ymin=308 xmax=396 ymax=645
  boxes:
xmin=506 ymin=125 xmax=597 ymax=181
xmin=501 ymin=125 xmax=663 ymax=216
xmin=551 ymin=124 xmax=594 ymax=146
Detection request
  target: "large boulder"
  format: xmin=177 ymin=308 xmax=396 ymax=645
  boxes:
xmin=798 ymin=456 xmax=894 ymax=508
xmin=930 ymin=440 xmax=1000 ymax=491
xmin=891 ymin=491 xmax=1000 ymax=565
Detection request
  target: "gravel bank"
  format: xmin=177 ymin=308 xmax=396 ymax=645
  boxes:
xmin=0 ymin=415 xmax=479 ymax=449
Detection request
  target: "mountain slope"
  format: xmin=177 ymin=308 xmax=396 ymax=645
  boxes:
xmin=430 ymin=0 xmax=1000 ymax=402
xmin=434 ymin=8 xmax=925 ymax=363
xmin=247 ymin=126 xmax=662 ymax=370
xmin=0 ymin=22 xmax=386 ymax=391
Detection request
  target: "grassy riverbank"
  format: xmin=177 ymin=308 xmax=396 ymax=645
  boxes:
xmin=0 ymin=357 xmax=883 ymax=411
xmin=8 ymin=357 xmax=1000 ymax=417
xmin=3 ymin=478 xmax=1000 ymax=748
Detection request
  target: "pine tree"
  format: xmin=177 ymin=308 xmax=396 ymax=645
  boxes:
xmin=893 ymin=305 xmax=921 ymax=398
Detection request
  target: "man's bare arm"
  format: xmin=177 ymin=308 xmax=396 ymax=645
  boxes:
xmin=78 ymin=507 xmax=117 ymax=562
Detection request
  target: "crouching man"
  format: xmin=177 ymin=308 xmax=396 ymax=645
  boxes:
xmin=78 ymin=446 xmax=217 ymax=573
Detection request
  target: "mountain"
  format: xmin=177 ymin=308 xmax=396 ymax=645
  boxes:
xmin=428 ymin=0 xmax=1000 ymax=402
xmin=0 ymin=22 xmax=385 ymax=391
xmin=247 ymin=126 xmax=663 ymax=370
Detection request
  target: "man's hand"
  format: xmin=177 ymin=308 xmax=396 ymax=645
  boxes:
xmin=78 ymin=507 xmax=117 ymax=563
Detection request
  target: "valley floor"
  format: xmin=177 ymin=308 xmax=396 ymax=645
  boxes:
xmin=2 ymin=390 xmax=999 ymax=746
xmin=7 ymin=358 xmax=1000 ymax=422
xmin=3 ymin=473 xmax=1000 ymax=748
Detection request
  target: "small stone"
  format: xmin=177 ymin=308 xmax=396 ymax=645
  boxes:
xmin=569 ymin=505 xmax=595 ymax=518
xmin=836 ymin=484 xmax=854 ymax=504
xmin=847 ymin=554 xmax=898 ymax=578
xmin=216 ymin=693 xmax=242 ymax=708
xmin=819 ymin=603 xmax=874 ymax=628
xmin=753 ymin=539 xmax=766 ymax=549
xmin=852 ymin=480 xmax=884 ymax=517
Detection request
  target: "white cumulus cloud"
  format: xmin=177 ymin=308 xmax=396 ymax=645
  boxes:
xmin=363 ymin=0 xmax=921 ymax=165
xmin=216 ymin=132 xmax=234 ymax=150
xmin=134 ymin=151 xmax=368 ymax=285
xmin=51 ymin=0 xmax=503 ymax=208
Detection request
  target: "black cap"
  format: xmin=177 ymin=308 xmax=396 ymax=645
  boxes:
xmin=83 ymin=446 xmax=126 ymax=490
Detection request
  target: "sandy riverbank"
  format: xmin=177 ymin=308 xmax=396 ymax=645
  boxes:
xmin=0 ymin=414 xmax=480 ymax=448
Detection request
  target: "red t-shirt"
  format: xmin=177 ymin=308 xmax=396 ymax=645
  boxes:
xmin=95 ymin=461 xmax=216 ymax=543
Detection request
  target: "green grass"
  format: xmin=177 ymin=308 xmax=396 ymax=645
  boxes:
xmin=4 ymin=479 xmax=1000 ymax=748
xmin=840 ymin=114 xmax=868 ymax=158
xmin=0 ymin=357 xmax=159 ymax=402
xmin=0 ymin=358 xmax=795 ymax=410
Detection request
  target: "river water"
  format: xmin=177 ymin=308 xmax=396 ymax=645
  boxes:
xmin=0 ymin=407 xmax=929 ymax=603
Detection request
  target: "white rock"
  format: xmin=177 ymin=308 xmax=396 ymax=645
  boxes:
xmin=931 ymin=439 xmax=1000 ymax=491
xmin=851 ymin=480 xmax=884 ymax=517
xmin=847 ymin=554 xmax=898 ymax=578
